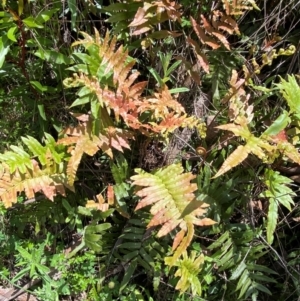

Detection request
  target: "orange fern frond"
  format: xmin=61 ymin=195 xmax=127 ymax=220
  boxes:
xmin=223 ymin=0 xmax=260 ymax=16
xmin=189 ymin=12 xmax=240 ymax=73
xmin=213 ymin=125 xmax=276 ymax=178
xmin=131 ymin=164 xmax=216 ymax=264
xmin=129 ymin=0 xmax=181 ymax=36
xmin=86 ymin=193 xmax=110 ymax=212
xmin=137 ymin=85 xmax=185 ymax=119
xmin=68 ymin=31 xmax=201 ymax=138
xmin=58 ymin=114 xmax=132 ymax=186
xmin=0 ymin=160 xmax=66 ymax=208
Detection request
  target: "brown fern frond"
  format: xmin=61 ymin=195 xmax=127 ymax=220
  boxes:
xmin=186 ymin=37 xmax=210 ymax=74
xmin=190 ymin=17 xmax=220 ymax=50
xmin=212 ymin=11 xmax=240 ymax=35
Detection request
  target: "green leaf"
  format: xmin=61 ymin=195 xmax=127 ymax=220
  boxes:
xmin=169 ymin=87 xmax=190 ymax=94
xmin=21 ymin=136 xmax=46 ymax=164
xmin=30 ymin=81 xmax=56 ymax=93
xmin=263 ymin=111 xmax=291 ymax=136
xmin=218 ymin=247 xmax=234 ymax=271
xmin=23 ymin=16 xmax=43 ymax=28
xmin=7 ymin=26 xmax=17 ymax=42
xmin=267 ymin=199 xmax=277 ymax=244
xmin=276 ymin=75 xmax=300 ymax=115
xmin=107 ymin=12 xmax=131 ymax=23
xmin=247 ymin=264 xmax=277 ymax=274
xmin=250 ymin=273 xmax=276 ymax=283
xmin=148 ymin=67 xmax=163 ymax=87
xmin=140 ymin=247 xmax=155 ymax=268
xmin=119 ymin=260 xmax=137 ymax=292
xmin=84 ymin=223 xmax=111 ymax=253
xmin=119 ymin=233 xmax=143 ymax=241
xmin=252 ymin=282 xmax=272 ymax=295
xmin=38 ymin=103 xmax=47 ymax=121
xmin=86 ymin=223 xmax=112 ymax=234
xmin=118 ymin=242 xmax=142 ymax=249
xmin=245 ymin=286 xmax=258 ymax=301
xmin=275 ymin=193 xmax=294 ymax=211
xmin=137 ymin=257 xmax=152 ymax=271
xmin=77 ymin=206 xmax=93 ymax=216
xmin=34 ymin=49 xmax=71 ymax=64
xmin=236 ymin=269 xmax=249 ymax=291
xmin=208 ymin=231 xmax=230 ymax=249
xmin=238 ymin=277 xmax=252 ymax=299
xmin=68 ymin=0 xmax=77 ymax=30
xmin=70 ymin=95 xmax=91 ymax=108
xmin=35 ymin=8 xmax=59 ymax=24
xmin=0 ymin=36 xmax=10 ymax=68
xmin=166 ymin=60 xmax=182 ymax=77
xmin=230 ymin=261 xmax=247 ymax=280
xmin=122 ymin=250 xmax=140 ymax=262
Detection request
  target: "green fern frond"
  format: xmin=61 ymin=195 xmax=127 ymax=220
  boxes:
xmin=276 ymin=75 xmax=300 ymax=116
xmin=112 ymin=212 xmax=167 ymax=292
xmin=0 ymin=147 xmax=32 ymax=174
xmin=260 ymin=169 xmax=295 ymax=244
xmin=131 ymin=164 xmax=216 ymax=265
xmin=165 ymin=251 xmax=204 ymax=296
xmin=208 ymin=227 xmax=277 ymax=300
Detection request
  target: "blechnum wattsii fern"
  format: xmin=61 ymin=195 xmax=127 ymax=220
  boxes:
xmin=0 ymin=29 xmax=202 ymax=205
xmin=260 ymin=169 xmax=295 ymax=244
xmin=0 ymin=29 xmax=215 ymax=295
xmin=0 ymin=11 xmax=299 ymax=300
